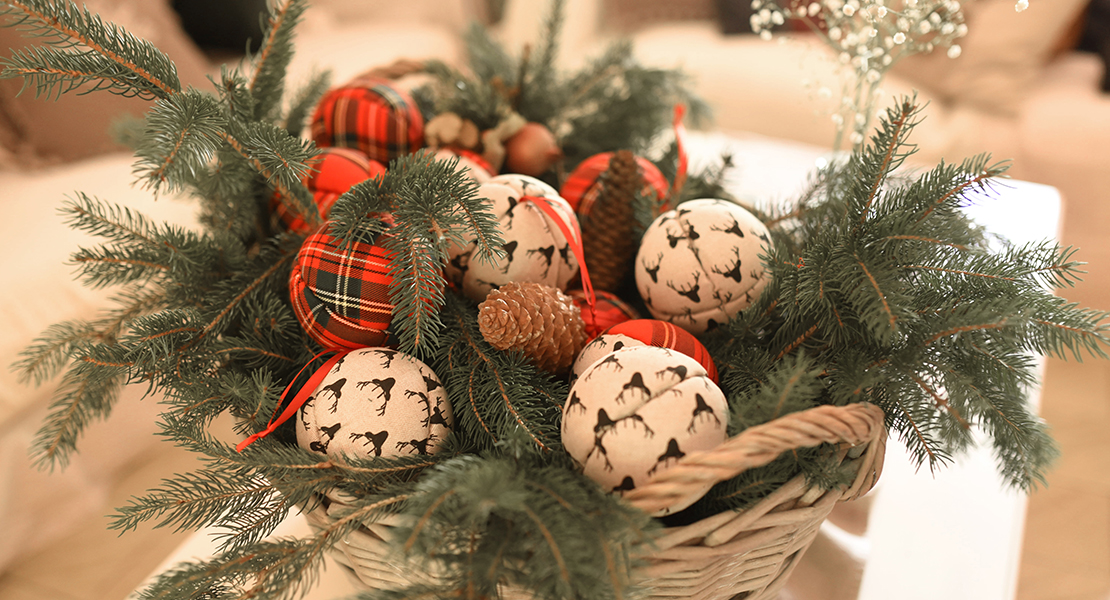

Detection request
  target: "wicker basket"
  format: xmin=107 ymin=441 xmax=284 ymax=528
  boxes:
xmin=303 ymin=402 xmax=886 ymax=600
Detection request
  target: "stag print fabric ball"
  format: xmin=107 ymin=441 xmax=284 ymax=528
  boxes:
xmin=296 ymin=348 xmax=453 ymax=459
xmin=635 ymin=199 xmax=772 ymax=334
xmin=446 ymin=174 xmax=581 ymax=301
xmin=562 ymin=345 xmax=729 ymax=515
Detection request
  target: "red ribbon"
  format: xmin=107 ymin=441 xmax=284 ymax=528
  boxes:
xmin=672 ymin=104 xmax=689 ymax=201
xmin=519 ymin=195 xmax=600 ymax=335
xmin=236 ymin=349 xmax=348 ymax=452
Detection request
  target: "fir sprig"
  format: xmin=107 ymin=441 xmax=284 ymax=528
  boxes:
xmin=247 ymin=0 xmax=310 ymax=121
xmin=0 ymin=0 xmax=181 ymax=99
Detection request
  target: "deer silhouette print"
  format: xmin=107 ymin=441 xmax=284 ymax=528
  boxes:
xmin=642 ymin=252 xmax=664 ymax=283
xmin=566 ymin=390 xmax=588 ymax=415
xmin=349 ymin=430 xmax=389 ymax=457
xmin=665 ymin=227 xmax=687 ymax=249
xmin=397 ymin=435 xmax=434 ymax=455
xmin=319 ymin=378 xmax=346 ymax=413
xmin=612 ymin=476 xmax=636 ymax=493
xmin=558 ymin=242 xmax=572 ymax=266
xmin=356 ymin=377 xmax=396 ymax=416
xmin=656 ymin=365 xmax=689 ymax=381
xmin=500 ymin=240 xmax=520 ymax=274
xmin=588 ymin=408 xmax=655 ymax=471
xmin=309 ymin=422 xmax=343 ymax=454
xmin=711 ymin=247 xmax=744 ymax=284
xmin=616 ymin=372 xmax=652 ymax=404
xmin=685 ymin=223 xmax=701 ymax=242
xmin=585 ymin=353 xmax=624 ymax=381
xmin=687 ymin=393 xmax=722 ymax=433
xmin=331 ymin=353 xmax=347 ymax=374
xmin=667 ymin=272 xmax=702 ymax=303
xmin=450 ymin=252 xmax=470 ymax=275
xmin=711 ymin=216 xmax=746 ymax=239
xmin=405 ymin=389 xmax=432 ymax=418
xmin=527 ymin=245 xmax=557 ymax=277
xmin=422 ymin=373 xmax=442 ymax=392
xmin=648 ymin=438 xmax=686 ymax=475
xmin=503 ymin=196 xmax=520 ymax=229
xmin=425 ymin=404 xmax=450 ymax=428
xmin=376 ymin=349 xmax=399 ymax=369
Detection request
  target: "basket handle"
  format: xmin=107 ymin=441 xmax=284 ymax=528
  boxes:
xmin=623 ymin=402 xmax=886 ymax=514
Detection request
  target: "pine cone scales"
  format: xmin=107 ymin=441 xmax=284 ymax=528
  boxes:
xmin=478 ymin=282 xmax=587 ymax=374
xmin=582 ymin=150 xmax=640 ymax=291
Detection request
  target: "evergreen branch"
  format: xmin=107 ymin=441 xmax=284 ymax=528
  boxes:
xmin=923 ymin=321 xmax=1008 ymax=346
xmin=135 ymin=91 xmax=226 ymax=193
xmin=909 ymin=373 xmax=969 ymax=429
xmin=15 ymin=320 xmax=94 ymax=385
xmin=248 ymin=0 xmax=308 ymax=119
xmin=219 ymin=126 xmax=320 ymax=229
xmin=62 ymin=194 xmax=167 ymax=248
xmin=184 ymin=251 xmax=296 ymax=351
xmin=859 ymin=99 xmax=916 ymax=224
xmin=883 ymin=235 xmax=968 ymax=251
xmin=0 ymin=0 xmax=180 ymax=98
xmin=904 ymin=264 xmax=1015 ymax=281
xmin=915 ymin=160 xmax=1008 ymax=224
xmin=403 ymin=489 xmax=456 ymax=552
xmin=774 ymin=324 xmax=818 ymax=361
xmin=889 ymin=396 xmax=937 ymax=464
xmin=854 ymin=252 xmax=896 ymax=329
xmin=31 ymin=351 xmax=127 ymax=469
xmin=283 ymin=70 xmax=331 ymax=136
xmin=521 ymin=505 xmax=571 ymax=588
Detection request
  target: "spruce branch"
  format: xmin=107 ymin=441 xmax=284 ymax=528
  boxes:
xmin=134 ymin=91 xmax=227 ymax=194
xmin=0 ymin=0 xmax=181 ymax=99
xmin=282 ymin=69 xmax=331 ymax=137
xmin=248 ymin=0 xmax=309 ymax=120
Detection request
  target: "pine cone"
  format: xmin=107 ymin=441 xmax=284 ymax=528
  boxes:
xmin=477 ymin=282 xmax=588 ymax=374
xmin=581 ymin=150 xmax=640 ymax=291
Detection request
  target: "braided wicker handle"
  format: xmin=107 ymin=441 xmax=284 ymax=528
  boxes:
xmin=623 ymin=402 xmax=886 ymax=514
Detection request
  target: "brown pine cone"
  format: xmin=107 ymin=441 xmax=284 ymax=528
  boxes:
xmin=477 ymin=282 xmax=588 ymax=374
xmin=581 ymin=150 xmax=641 ymax=291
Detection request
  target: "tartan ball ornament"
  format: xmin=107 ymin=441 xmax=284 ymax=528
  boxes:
xmin=559 ymin=151 xmax=670 ymax=214
xmin=290 ymin=223 xmax=397 ymax=350
xmin=310 ymin=75 xmax=424 ymax=165
xmin=271 ymin=147 xmax=387 ymax=234
xmin=570 ymin=319 xmax=718 ymax=385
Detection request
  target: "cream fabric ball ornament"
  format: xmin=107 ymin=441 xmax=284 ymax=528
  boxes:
xmin=634 ymin=199 xmax=773 ymax=333
xmin=562 ymin=345 xmax=729 ymax=516
xmin=296 ymin=348 xmax=453 ymax=459
xmin=446 ymin=174 xmax=581 ymax=301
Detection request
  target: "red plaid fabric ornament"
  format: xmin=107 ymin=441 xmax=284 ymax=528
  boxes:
xmin=272 ymin=147 xmax=388 ymax=234
xmin=290 ymin=224 xmax=397 ymax=350
xmin=310 ymin=75 xmax=424 ymax=165
xmin=559 ymin=152 xmax=669 ymax=214
xmin=605 ymin=319 xmax=718 ymax=383
xmin=568 ymin=289 xmax=640 ymax=339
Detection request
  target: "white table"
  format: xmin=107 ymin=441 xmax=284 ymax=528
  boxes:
xmin=132 ymin=132 xmax=1062 ymax=600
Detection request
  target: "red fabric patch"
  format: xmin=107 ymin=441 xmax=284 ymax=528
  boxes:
xmin=310 ymin=76 xmax=425 ymax=165
xmin=559 ymin=152 xmax=670 ymax=214
xmin=271 ymin=148 xmax=388 ymax=234
xmin=569 ymin=289 xmax=640 ymax=340
xmin=605 ymin=319 xmax=718 ymax=383
xmin=290 ymin=224 xmax=396 ymax=350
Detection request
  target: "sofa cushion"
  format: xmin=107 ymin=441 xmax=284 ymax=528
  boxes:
xmin=893 ymin=0 xmax=1091 ymax=116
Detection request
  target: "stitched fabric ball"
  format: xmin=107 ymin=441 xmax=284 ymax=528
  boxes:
xmin=635 ymin=199 xmax=772 ymax=334
xmin=310 ymin=75 xmax=424 ymax=165
xmin=570 ymin=319 xmax=717 ymax=385
xmin=271 ymin=147 xmax=388 ymax=234
xmin=559 ymin=151 xmax=669 ymax=214
xmin=297 ymin=348 xmax=453 ymax=458
xmin=446 ymin=174 xmax=580 ymax=301
xmin=562 ymin=345 xmax=728 ymax=515
xmin=290 ymin=224 xmax=397 ymax=350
